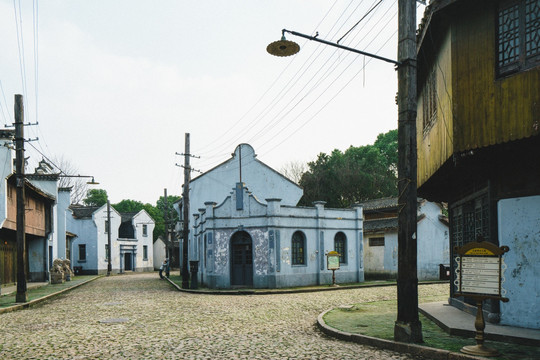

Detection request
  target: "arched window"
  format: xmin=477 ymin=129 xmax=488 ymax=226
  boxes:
xmin=334 ymin=232 xmax=347 ymax=264
xmin=292 ymin=231 xmax=306 ymax=265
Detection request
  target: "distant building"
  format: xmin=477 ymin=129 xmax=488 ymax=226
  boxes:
xmin=68 ymin=205 xmax=154 ymax=274
xmin=361 ymin=197 xmax=449 ymax=281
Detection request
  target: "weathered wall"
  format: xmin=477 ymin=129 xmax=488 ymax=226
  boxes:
xmin=498 ymin=195 xmax=540 ymax=329
xmin=199 ymin=187 xmax=363 ymax=289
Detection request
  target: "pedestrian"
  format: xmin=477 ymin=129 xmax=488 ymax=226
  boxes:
xmin=159 ymin=258 xmax=169 ymax=279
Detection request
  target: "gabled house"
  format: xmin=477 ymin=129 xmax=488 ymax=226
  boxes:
xmin=176 ymin=144 xmax=364 ymax=289
xmin=361 ymin=197 xmax=449 ymax=281
xmin=416 ymin=0 xmax=540 ymax=329
xmin=68 ymin=205 xmax=154 ymax=274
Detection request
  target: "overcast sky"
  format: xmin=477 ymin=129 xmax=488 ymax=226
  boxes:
xmin=0 ymin=0 xmax=424 ymax=204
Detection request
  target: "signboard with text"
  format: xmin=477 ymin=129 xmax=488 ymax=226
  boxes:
xmin=327 ymin=251 xmax=340 ymax=270
xmin=454 ymin=241 xmax=509 ymax=301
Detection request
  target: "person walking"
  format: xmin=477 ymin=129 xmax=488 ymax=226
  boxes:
xmin=159 ymin=258 xmax=169 ymax=279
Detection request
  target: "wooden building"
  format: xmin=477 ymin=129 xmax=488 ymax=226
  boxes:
xmin=416 ymin=0 xmax=540 ymax=329
xmin=0 ymin=175 xmax=56 ymax=284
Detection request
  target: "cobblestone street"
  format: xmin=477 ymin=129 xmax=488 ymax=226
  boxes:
xmin=0 ymin=273 xmax=446 ymax=359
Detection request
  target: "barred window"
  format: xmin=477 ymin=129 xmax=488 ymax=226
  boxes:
xmin=334 ymin=232 xmax=347 ymax=264
xmin=369 ymin=237 xmax=385 ymax=247
xmin=498 ymin=0 xmax=540 ymax=76
xmin=291 ymin=231 xmax=306 ymax=265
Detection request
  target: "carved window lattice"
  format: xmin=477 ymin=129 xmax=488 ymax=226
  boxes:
xmin=451 ymin=194 xmax=490 ymax=249
xmin=498 ymin=4 xmax=520 ymax=67
xmin=422 ymin=67 xmax=437 ymax=134
xmin=526 ymin=0 xmax=540 ymax=56
xmin=498 ymin=0 xmax=540 ymax=76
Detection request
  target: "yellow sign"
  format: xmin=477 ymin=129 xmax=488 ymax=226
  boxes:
xmin=465 ymin=248 xmax=495 ymax=256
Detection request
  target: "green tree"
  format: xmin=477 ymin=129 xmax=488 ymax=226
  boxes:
xmin=112 ymin=199 xmax=145 ymax=213
xmin=82 ymin=189 xmax=108 ymax=207
xmin=111 ymin=195 xmax=181 ymax=241
xmin=299 ymin=129 xmax=398 ymax=207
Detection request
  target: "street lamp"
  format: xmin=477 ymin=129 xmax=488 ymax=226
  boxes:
xmin=267 ymin=0 xmax=421 ymax=343
xmin=58 ymin=174 xmax=100 ymax=185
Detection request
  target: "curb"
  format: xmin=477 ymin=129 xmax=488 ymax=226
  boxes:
xmin=0 ymin=276 xmax=101 ymax=315
xmin=316 ymin=308 xmax=488 ymax=360
xmin=164 ymin=277 xmax=447 ymax=295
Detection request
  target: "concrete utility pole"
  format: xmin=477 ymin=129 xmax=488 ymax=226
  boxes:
xmin=15 ymin=94 xmax=27 ymax=303
xmin=107 ymin=200 xmax=112 ymax=276
xmin=394 ymin=0 xmax=421 ymax=343
xmin=181 ymin=133 xmax=190 ymax=289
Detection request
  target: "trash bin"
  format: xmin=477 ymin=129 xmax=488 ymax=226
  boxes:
xmin=439 ymin=264 xmax=450 ymax=280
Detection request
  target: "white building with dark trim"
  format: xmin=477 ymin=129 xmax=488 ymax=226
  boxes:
xmin=177 ymin=144 xmax=364 ymax=289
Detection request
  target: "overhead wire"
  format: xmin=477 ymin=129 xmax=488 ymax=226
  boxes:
xmin=0 ymin=81 xmax=11 ymax=125
xmin=201 ymin=5 xmax=398 ymax=176
xmin=245 ymin=0 xmax=393 ymax=146
xmin=195 ymin=1 xmax=396 ymax=173
xmin=193 ymin=0 xmax=358 ymax=164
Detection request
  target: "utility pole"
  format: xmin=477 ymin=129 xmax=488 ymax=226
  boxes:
xmin=163 ymin=188 xmax=170 ymax=260
xmin=107 ymin=200 xmax=112 ymax=276
xmin=395 ymin=0 xmax=421 ymax=343
xmin=15 ymin=94 xmax=27 ymax=303
xmin=181 ymin=133 xmax=190 ymax=289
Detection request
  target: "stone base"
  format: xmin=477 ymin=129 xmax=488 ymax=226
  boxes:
xmin=50 ymin=273 xmax=65 ymax=284
xmin=394 ymin=320 xmax=423 ymax=343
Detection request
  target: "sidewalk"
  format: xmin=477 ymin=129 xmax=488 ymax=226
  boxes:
xmin=0 ymin=276 xmax=99 ymax=314
xmin=1 ymin=281 xmax=49 ymax=297
xmin=419 ymin=301 xmax=540 ymax=346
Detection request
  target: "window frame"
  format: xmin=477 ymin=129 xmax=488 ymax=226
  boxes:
xmin=334 ymin=232 xmax=347 ymax=264
xmin=142 ymin=224 xmax=148 ymax=237
xmin=78 ymin=244 xmax=87 ymax=262
xmin=497 ymin=0 xmax=540 ymax=77
xmin=143 ymin=245 xmax=148 ymax=260
xmin=369 ymin=237 xmax=385 ymax=247
xmin=291 ymin=231 xmax=306 ymax=266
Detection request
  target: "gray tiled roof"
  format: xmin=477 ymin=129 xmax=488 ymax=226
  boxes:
xmin=364 ymin=217 xmax=398 ymax=233
xmin=70 ymin=205 xmax=100 ymax=219
xmin=359 ymin=197 xmax=398 ymax=212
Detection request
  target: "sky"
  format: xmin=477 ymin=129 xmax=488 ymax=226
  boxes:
xmin=0 ymin=0 xmax=426 ymax=204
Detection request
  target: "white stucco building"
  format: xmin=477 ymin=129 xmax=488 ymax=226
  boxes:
xmin=68 ymin=205 xmax=154 ymax=274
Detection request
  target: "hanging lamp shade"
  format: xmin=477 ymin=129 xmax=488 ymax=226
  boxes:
xmin=267 ymin=35 xmax=300 ymax=57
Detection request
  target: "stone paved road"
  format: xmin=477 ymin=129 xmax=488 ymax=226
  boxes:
xmin=0 ymin=273 xmax=446 ymax=359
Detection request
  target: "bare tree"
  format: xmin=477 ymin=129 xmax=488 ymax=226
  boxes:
xmin=52 ymin=155 xmax=89 ymax=204
xmin=279 ymin=160 xmax=307 ymax=184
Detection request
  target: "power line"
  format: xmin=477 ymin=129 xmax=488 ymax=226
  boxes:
xmin=193 ymin=0 xmax=360 ymax=163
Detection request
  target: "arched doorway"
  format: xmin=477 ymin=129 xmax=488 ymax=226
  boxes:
xmin=230 ymin=231 xmax=253 ymax=287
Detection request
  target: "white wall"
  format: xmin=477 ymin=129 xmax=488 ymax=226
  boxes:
xmin=498 ymin=195 xmax=540 ymax=329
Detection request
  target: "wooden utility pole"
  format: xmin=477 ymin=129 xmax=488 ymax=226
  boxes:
xmin=107 ymin=200 xmax=112 ymax=276
xmin=395 ymin=0 xmax=421 ymax=343
xmin=181 ymin=133 xmax=190 ymax=289
xmin=15 ymin=94 xmax=27 ymax=303
xmin=163 ymin=188 xmax=170 ymax=259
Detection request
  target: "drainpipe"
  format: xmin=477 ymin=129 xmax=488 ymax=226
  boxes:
xmin=353 ymin=204 xmax=364 ymax=282
xmin=313 ymin=201 xmax=326 ymax=285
